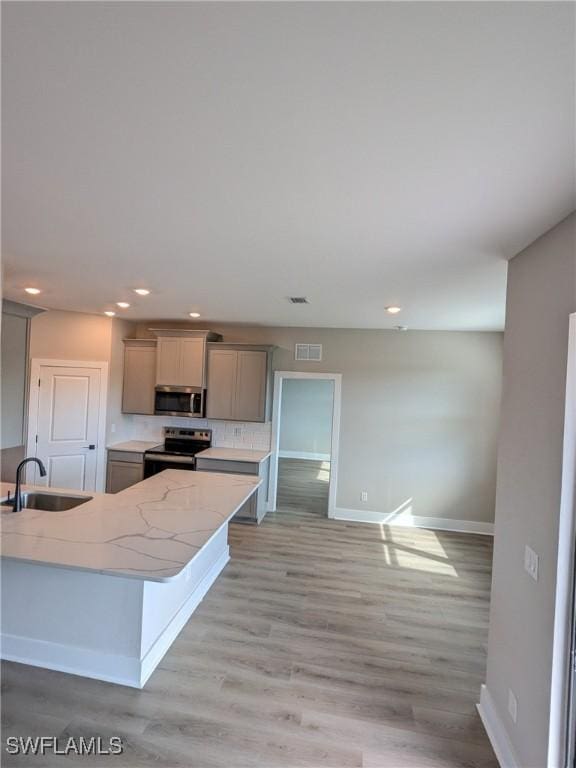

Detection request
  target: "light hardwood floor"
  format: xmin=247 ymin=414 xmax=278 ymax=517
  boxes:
xmin=277 ymin=458 xmax=330 ymax=516
xmin=1 ymin=462 xmax=497 ymax=767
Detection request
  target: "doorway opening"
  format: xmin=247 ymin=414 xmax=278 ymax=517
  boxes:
xmin=269 ymin=372 xmax=341 ymax=518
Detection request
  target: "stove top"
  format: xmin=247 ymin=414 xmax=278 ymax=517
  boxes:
xmin=144 ymin=427 xmax=212 ymax=458
xmin=145 ymin=444 xmax=207 ymax=457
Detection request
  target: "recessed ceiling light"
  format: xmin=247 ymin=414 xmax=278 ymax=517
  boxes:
xmin=116 ymin=302 xmax=130 ymax=309
xmin=24 ymin=287 xmax=41 ymax=295
xmin=189 ymin=312 xmax=201 ymax=318
xmin=133 ymin=289 xmax=150 ymax=296
xmin=386 ymin=306 xmax=402 ymax=314
xmin=104 ymin=311 xmax=116 ymax=317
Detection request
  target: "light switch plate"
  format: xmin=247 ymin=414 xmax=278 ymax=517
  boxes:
xmin=524 ymin=545 xmax=539 ymax=581
xmin=508 ymin=689 xmax=518 ymax=723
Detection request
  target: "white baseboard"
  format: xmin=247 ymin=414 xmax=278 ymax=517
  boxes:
xmin=333 ymin=506 xmax=494 ymax=535
xmin=279 ymin=450 xmax=331 ymax=461
xmin=477 ymin=685 xmax=520 ymax=768
xmin=0 ymin=634 xmax=142 ymax=688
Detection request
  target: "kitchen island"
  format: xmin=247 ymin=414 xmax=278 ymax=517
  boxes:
xmin=196 ymin=447 xmax=272 ymax=523
xmin=0 ymin=469 xmax=261 ymax=688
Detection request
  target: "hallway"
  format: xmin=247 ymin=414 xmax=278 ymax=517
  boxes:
xmin=277 ymin=458 xmax=330 ymax=517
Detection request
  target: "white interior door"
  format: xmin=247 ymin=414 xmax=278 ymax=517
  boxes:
xmin=30 ymin=363 xmax=104 ymax=490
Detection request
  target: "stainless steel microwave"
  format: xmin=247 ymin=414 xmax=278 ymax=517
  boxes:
xmin=154 ymin=386 xmax=205 ymax=418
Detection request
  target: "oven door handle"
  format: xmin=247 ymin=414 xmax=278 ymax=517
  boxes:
xmin=145 ymin=454 xmax=196 ymax=465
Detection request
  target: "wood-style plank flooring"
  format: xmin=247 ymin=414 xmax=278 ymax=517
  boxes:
xmin=277 ymin=458 xmax=330 ymax=516
xmin=1 ymin=461 xmax=497 ymax=767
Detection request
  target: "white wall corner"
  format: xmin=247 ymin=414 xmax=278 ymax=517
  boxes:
xmin=477 ymin=685 xmax=521 ymax=768
xmin=548 ymin=312 xmax=576 ymax=768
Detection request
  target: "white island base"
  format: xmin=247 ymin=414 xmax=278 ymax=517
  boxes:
xmin=1 ymin=524 xmax=228 ymax=688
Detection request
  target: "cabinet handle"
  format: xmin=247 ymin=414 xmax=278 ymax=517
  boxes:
xmin=88 ymin=445 xmax=96 ymax=450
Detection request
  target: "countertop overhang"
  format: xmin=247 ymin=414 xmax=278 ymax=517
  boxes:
xmin=0 ymin=470 xmax=261 ymax=582
xmin=106 ymin=440 xmax=160 ymax=453
xmin=196 ymin=447 xmax=271 ymax=463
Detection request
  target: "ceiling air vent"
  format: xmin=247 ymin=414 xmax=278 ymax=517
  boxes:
xmin=295 ymin=343 xmax=322 ymax=362
xmin=289 ymin=297 xmax=309 ymax=304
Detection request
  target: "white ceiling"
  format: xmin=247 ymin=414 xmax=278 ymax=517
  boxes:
xmin=2 ymin=2 xmax=574 ymax=330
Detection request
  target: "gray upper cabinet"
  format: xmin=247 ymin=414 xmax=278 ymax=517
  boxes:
xmin=180 ymin=337 xmax=205 ymax=387
xmin=236 ymin=351 xmax=267 ymax=422
xmin=156 ymin=337 xmax=182 ymax=386
xmin=122 ymin=339 xmax=156 ymax=414
xmin=206 ymin=345 xmax=273 ymax=422
xmin=206 ymin=349 xmax=237 ymax=420
xmin=156 ymin=336 xmax=204 ymax=386
xmin=152 ymin=330 xmax=222 ymax=387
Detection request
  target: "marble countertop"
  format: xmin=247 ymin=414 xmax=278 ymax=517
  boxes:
xmin=107 ymin=440 xmax=160 ymax=453
xmin=0 ymin=470 xmax=261 ymax=582
xmin=0 ymin=482 xmax=95 ymax=500
xmin=196 ymin=448 xmax=272 ymax=464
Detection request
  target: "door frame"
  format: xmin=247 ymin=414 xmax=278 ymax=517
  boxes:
xmin=549 ymin=313 xmax=576 ymax=768
xmin=26 ymin=359 xmax=109 ymax=492
xmin=268 ymin=371 xmax=342 ymax=518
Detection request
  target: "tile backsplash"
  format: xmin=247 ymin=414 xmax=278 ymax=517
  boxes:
xmin=125 ymin=415 xmax=272 ymax=451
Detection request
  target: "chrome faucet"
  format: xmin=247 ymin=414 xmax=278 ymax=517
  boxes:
xmin=11 ymin=457 xmax=47 ymax=512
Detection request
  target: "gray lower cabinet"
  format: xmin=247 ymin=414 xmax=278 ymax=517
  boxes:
xmin=196 ymin=456 xmax=270 ymax=523
xmin=106 ymin=450 xmax=144 ymax=493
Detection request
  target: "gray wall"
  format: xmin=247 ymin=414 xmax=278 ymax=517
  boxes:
xmin=0 ymin=302 xmax=42 ymax=481
xmin=136 ymin=321 xmax=503 ymax=524
xmin=1 ymin=312 xmax=28 ymax=449
xmin=26 ymin=309 xmax=135 ymax=445
xmin=484 ymin=213 xmax=576 ymax=766
xmin=279 ymin=378 xmax=334 ymax=458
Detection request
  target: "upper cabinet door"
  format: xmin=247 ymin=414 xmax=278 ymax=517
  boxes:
xmin=235 ymin=350 xmax=267 ymax=422
xmin=206 ymin=349 xmax=237 ymax=420
xmin=156 ymin=338 xmax=182 ymax=385
xmin=122 ymin=342 xmax=156 ymax=414
xmin=180 ymin=337 xmax=205 ymax=388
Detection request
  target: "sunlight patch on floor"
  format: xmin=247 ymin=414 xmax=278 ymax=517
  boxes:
xmin=379 ymin=520 xmax=459 ymax=577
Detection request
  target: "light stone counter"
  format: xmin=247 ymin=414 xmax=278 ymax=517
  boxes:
xmin=0 ymin=470 xmax=261 ymax=582
xmin=0 ymin=470 xmax=262 ymax=688
xmin=106 ymin=440 xmax=159 ymax=453
xmin=196 ymin=447 xmax=272 ymax=464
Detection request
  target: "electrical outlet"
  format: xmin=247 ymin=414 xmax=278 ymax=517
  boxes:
xmin=361 ymin=491 xmax=368 ymax=502
xmin=110 ymin=423 xmax=116 ymax=434
xmin=524 ymin=545 xmax=539 ymax=581
xmin=508 ymin=688 xmax=518 ymax=723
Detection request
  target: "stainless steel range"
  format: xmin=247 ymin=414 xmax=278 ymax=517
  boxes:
xmin=143 ymin=427 xmax=212 ymax=478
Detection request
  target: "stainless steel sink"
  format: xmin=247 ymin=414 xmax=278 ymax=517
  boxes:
xmin=2 ymin=492 xmax=93 ymax=512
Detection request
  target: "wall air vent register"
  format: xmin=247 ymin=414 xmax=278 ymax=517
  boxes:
xmin=295 ymin=344 xmax=322 ymax=362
